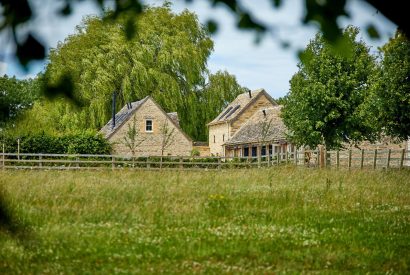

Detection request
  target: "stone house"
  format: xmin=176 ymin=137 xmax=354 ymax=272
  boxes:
xmin=208 ymin=88 xmax=293 ymax=157
xmin=100 ymin=96 xmax=192 ymax=156
xmin=223 ymin=106 xmax=295 ymax=158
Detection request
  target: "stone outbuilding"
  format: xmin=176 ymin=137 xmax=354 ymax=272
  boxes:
xmin=208 ymin=88 xmax=288 ymax=157
xmin=100 ymin=96 xmax=192 ymax=157
xmin=224 ymin=106 xmax=295 ymax=158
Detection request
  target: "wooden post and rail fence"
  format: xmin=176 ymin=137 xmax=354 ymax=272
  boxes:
xmin=0 ymin=147 xmax=409 ymax=171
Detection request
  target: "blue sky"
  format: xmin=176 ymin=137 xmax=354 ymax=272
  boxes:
xmin=0 ymin=0 xmax=397 ymax=98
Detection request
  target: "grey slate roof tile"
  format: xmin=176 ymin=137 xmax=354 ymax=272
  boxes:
xmin=225 ymin=106 xmax=287 ymax=145
xmin=208 ymin=88 xmax=265 ymax=125
xmin=99 ymin=96 xmax=182 ymax=139
xmin=99 ymin=97 xmax=148 ymax=138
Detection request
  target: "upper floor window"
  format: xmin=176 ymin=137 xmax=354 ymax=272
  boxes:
xmin=213 ymin=135 xmax=215 ymax=143
xmin=145 ymin=119 xmax=153 ymax=132
xmin=223 ymin=134 xmax=225 ymax=142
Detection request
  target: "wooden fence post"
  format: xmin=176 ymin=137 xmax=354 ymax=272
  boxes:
xmin=336 ymin=150 xmax=340 ymax=169
xmin=112 ymin=156 xmax=115 ymax=170
xmin=400 ymin=148 xmax=405 ymax=169
xmin=179 ymin=156 xmax=183 ymax=170
xmin=373 ymin=149 xmax=377 ymax=170
xmin=218 ymin=157 xmax=221 ymax=170
xmin=17 ymin=138 xmax=20 ymax=160
xmin=294 ymin=150 xmax=298 ymax=166
xmin=319 ymin=146 xmax=325 ymax=168
xmin=39 ymin=154 xmax=42 ymax=168
xmin=386 ymin=149 xmax=391 ymax=169
xmin=285 ymin=150 xmax=289 ymax=165
xmin=267 ymin=145 xmax=271 ymax=167
xmin=2 ymin=143 xmax=4 ymax=170
xmin=277 ymin=151 xmax=280 ymax=166
xmin=146 ymin=157 xmax=150 ymax=169
xmin=257 ymin=145 xmax=261 ymax=168
xmin=76 ymin=156 xmax=80 ymax=168
xmin=360 ymin=149 xmax=364 ymax=169
xmin=348 ymin=149 xmax=352 ymax=170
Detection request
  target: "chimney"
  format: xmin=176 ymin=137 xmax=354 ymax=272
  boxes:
xmin=248 ymin=90 xmax=252 ymax=98
xmin=262 ymin=109 xmax=266 ymax=117
xmin=111 ymin=92 xmax=116 ymax=129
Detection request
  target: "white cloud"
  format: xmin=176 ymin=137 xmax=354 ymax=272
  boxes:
xmin=0 ymin=61 xmax=7 ymax=75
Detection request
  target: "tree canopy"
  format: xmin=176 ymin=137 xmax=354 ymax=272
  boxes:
xmin=0 ymin=75 xmax=41 ymax=128
xmin=282 ymin=27 xmax=378 ymax=149
xmin=15 ymin=6 xmax=243 ymax=141
xmin=371 ymin=31 xmax=410 ymax=141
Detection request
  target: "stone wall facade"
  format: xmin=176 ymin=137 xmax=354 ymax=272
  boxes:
xmin=108 ymin=98 xmax=192 ymax=157
xmin=208 ymin=92 xmax=277 ymax=157
xmin=230 ymin=93 xmax=275 ymax=136
xmin=208 ymin=123 xmax=229 ymax=156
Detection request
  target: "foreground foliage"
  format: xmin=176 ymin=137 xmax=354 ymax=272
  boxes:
xmin=1 ymin=168 xmax=409 ymax=273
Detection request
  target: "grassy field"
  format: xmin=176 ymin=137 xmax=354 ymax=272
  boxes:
xmin=1 ymin=167 xmax=410 ymax=273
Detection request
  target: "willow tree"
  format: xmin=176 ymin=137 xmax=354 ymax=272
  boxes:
xmin=45 ymin=5 xmax=215 ymax=140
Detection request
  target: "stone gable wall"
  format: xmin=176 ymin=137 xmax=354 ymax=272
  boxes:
xmin=230 ymin=94 xmax=276 ymax=136
xmin=108 ymin=98 xmax=192 ymax=156
xmin=208 ymin=123 xmax=229 ymax=156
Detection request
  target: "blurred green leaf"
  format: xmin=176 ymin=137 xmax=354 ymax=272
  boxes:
xmin=206 ymin=20 xmax=218 ymax=34
xmin=16 ymin=34 xmax=45 ymax=67
xmin=366 ymin=24 xmax=380 ymax=39
xmin=60 ymin=3 xmax=72 ymax=16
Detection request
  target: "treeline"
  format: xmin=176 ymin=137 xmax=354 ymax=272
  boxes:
xmin=1 ymin=5 xmax=246 ymax=142
xmin=282 ymin=27 xmax=410 ymax=149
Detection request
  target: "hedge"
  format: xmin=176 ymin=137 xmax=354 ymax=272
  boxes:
xmin=0 ymin=132 xmax=111 ymax=154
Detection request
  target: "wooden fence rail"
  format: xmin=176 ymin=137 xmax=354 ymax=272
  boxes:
xmin=0 ymin=149 xmax=409 ymax=171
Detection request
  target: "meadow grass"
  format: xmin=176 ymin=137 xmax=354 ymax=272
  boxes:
xmin=1 ymin=167 xmax=409 ymax=273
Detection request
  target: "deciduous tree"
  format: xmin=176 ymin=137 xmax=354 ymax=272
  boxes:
xmin=0 ymin=75 xmax=41 ymax=128
xmin=282 ymin=27 xmax=378 ymax=149
xmin=372 ymin=31 xmax=410 ymax=141
xmin=123 ymin=116 xmax=145 ymax=158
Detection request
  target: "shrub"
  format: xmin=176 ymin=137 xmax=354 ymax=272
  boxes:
xmin=0 ymin=132 xmax=111 ymax=154
xmin=191 ymin=148 xmax=200 ymax=157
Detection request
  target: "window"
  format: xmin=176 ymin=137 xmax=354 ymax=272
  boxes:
xmin=223 ymin=134 xmax=225 ymax=142
xmin=145 ymin=119 xmax=153 ymax=132
xmin=213 ymin=135 xmax=215 ymax=143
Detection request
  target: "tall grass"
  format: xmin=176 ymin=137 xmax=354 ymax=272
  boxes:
xmin=1 ymin=167 xmax=409 ymax=273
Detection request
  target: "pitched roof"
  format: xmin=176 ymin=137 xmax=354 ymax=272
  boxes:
xmin=166 ymin=112 xmax=180 ymax=127
xmin=99 ymin=96 xmax=190 ymax=141
xmin=100 ymin=97 xmax=149 ymax=139
xmin=207 ymin=88 xmax=276 ymax=126
xmin=224 ymin=106 xmax=287 ymax=145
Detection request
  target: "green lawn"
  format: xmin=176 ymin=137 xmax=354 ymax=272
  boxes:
xmin=1 ymin=167 xmax=410 ymax=273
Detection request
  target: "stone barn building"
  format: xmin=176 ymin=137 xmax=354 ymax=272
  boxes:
xmin=208 ymin=88 xmax=294 ymax=157
xmin=223 ymin=106 xmax=295 ymax=158
xmin=100 ymin=96 xmax=192 ymax=157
